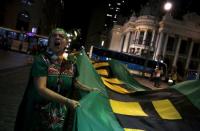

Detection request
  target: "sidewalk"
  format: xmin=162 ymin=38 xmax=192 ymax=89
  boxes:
xmin=134 ymin=77 xmax=169 ymax=90
xmin=0 ymin=49 xmax=33 ymax=70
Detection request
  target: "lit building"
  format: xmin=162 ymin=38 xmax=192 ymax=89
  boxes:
xmin=104 ymin=0 xmax=129 ymax=30
xmin=86 ymin=0 xmax=130 ymax=51
xmin=109 ymin=12 xmax=200 ymax=77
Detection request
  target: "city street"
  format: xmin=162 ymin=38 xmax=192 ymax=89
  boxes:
xmin=0 ymin=66 xmax=31 ymax=131
xmin=0 ymin=50 xmax=31 ymax=131
xmin=0 ymin=49 xmax=168 ymax=131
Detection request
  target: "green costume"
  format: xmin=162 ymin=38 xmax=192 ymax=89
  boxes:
xmin=15 ymin=53 xmax=77 ymax=131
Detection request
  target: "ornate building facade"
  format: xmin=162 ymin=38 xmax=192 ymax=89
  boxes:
xmin=109 ymin=13 xmax=200 ymax=76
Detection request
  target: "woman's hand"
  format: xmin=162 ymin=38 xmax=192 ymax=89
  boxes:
xmin=66 ymin=98 xmax=80 ymax=109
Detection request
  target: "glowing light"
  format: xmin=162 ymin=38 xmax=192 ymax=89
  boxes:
xmin=66 ymin=33 xmax=71 ymax=37
xmin=164 ymin=2 xmax=172 ymax=11
xmin=31 ymin=27 xmax=37 ymax=33
xmin=68 ymin=39 xmax=72 ymax=42
xmin=74 ymin=30 xmax=78 ymax=37
xmin=63 ymin=52 xmax=68 ymax=60
xmin=107 ymin=14 xmax=112 ymax=17
xmin=101 ymin=40 xmax=105 ymax=47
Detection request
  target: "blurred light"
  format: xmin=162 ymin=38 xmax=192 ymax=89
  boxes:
xmin=63 ymin=52 xmax=68 ymax=60
xmin=164 ymin=2 xmax=172 ymax=11
xmin=107 ymin=14 xmax=112 ymax=17
xmin=68 ymin=39 xmax=72 ymax=42
xmin=168 ymin=79 xmax=173 ymax=84
xmin=117 ymin=3 xmax=121 ymax=6
xmin=108 ymin=3 xmax=111 ymax=6
xmin=66 ymin=33 xmax=71 ymax=37
xmin=74 ymin=30 xmax=78 ymax=37
xmin=101 ymin=40 xmax=105 ymax=47
xmin=26 ymin=32 xmax=34 ymax=36
xmin=31 ymin=27 xmax=37 ymax=33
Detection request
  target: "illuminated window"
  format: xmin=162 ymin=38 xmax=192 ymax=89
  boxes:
xmin=31 ymin=27 xmax=37 ymax=33
xmin=21 ymin=0 xmax=33 ymax=6
xmin=107 ymin=14 xmax=112 ymax=17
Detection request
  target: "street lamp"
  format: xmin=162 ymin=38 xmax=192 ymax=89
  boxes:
xmin=164 ymin=2 xmax=172 ymax=11
xmin=164 ymin=1 xmax=173 ymax=15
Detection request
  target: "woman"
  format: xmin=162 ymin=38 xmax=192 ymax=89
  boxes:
xmin=15 ymin=28 xmax=94 ymax=131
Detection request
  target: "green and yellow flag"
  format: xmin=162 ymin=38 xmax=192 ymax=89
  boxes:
xmin=74 ymin=51 xmax=200 ymax=131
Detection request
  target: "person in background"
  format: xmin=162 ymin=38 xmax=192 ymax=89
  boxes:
xmin=154 ymin=66 xmax=161 ymax=87
xmin=14 ymin=28 xmax=96 ymax=131
xmin=171 ymin=68 xmax=177 ymax=85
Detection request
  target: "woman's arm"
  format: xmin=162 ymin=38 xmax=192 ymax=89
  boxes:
xmin=34 ymin=77 xmax=80 ymax=108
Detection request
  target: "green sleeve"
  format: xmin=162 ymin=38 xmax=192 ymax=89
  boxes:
xmin=31 ymin=55 xmax=48 ymax=77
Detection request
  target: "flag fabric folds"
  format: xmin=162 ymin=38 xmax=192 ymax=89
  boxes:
xmin=73 ymin=51 xmax=200 ymax=131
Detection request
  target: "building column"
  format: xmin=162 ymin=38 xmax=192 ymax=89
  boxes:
xmin=127 ymin=32 xmax=133 ymax=52
xmin=135 ymin=31 xmax=140 ymax=44
xmin=130 ymin=31 xmax=136 ymax=45
xmin=185 ymin=41 xmax=194 ymax=70
xmin=132 ymin=31 xmax=137 ymax=44
xmin=142 ymin=30 xmax=148 ymax=45
xmin=162 ymin=34 xmax=169 ymax=57
xmin=154 ymin=32 xmax=164 ymax=60
xmin=172 ymin=36 xmax=182 ymax=67
xmin=122 ymin=32 xmax=131 ymax=52
xmin=120 ymin=34 xmax=126 ymax=52
xmin=150 ymin=30 xmax=156 ymax=47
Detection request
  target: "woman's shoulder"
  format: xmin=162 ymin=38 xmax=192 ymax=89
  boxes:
xmin=33 ymin=54 xmax=50 ymax=66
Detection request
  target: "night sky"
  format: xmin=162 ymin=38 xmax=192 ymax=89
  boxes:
xmin=63 ymin=0 xmax=199 ymax=33
xmin=63 ymin=1 xmax=105 ymax=29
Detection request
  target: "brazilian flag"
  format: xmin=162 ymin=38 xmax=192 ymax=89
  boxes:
xmin=73 ymin=51 xmax=200 ymax=131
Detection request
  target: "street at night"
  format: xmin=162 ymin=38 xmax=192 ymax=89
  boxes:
xmin=0 ymin=50 xmax=170 ymax=131
xmin=0 ymin=50 xmax=31 ymax=131
xmin=0 ymin=0 xmax=200 ymax=130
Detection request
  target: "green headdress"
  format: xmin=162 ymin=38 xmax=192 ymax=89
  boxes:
xmin=50 ymin=28 xmax=67 ymax=38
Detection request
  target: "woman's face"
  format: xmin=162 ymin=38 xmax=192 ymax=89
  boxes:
xmin=49 ymin=30 xmax=67 ymax=54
